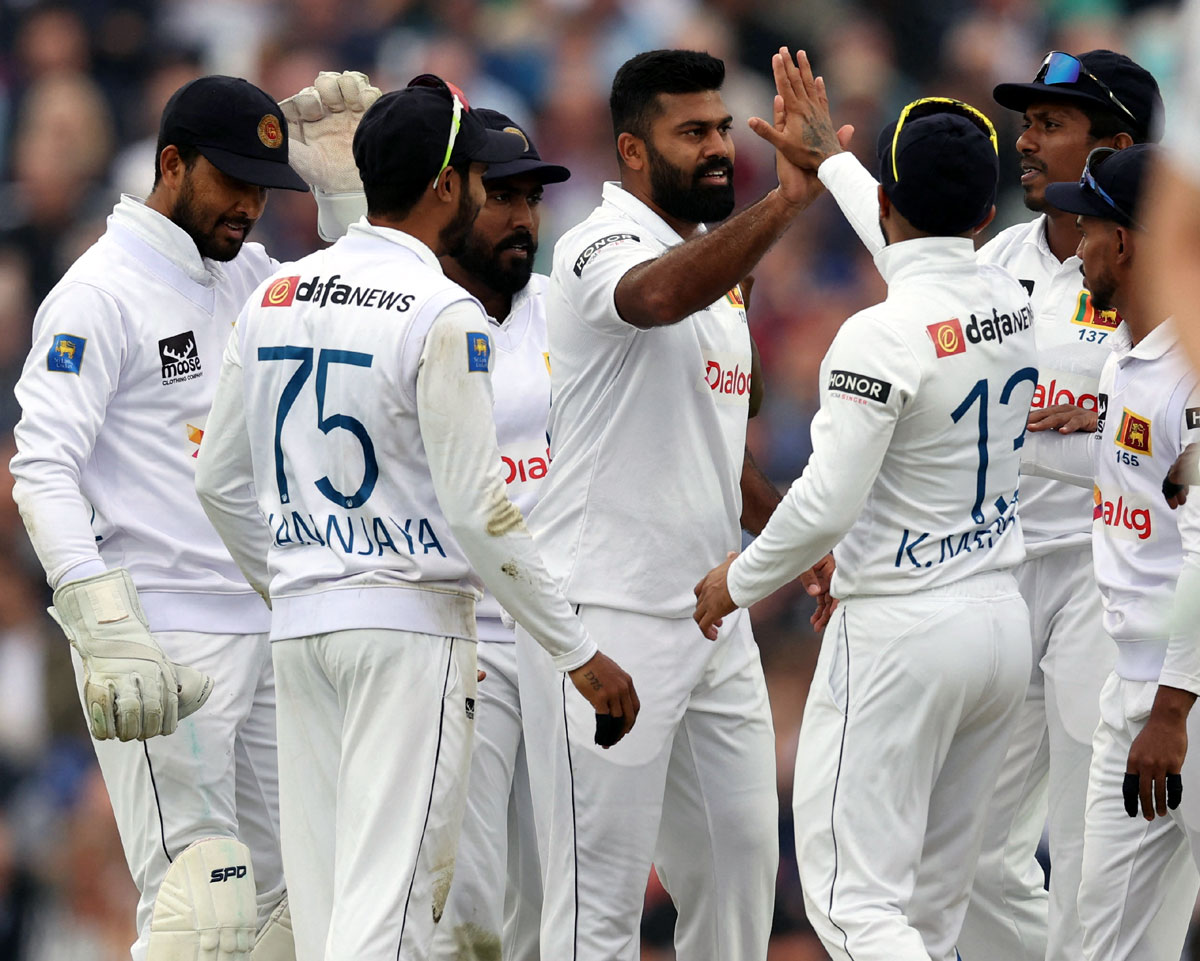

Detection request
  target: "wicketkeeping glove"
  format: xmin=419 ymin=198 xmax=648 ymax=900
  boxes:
xmin=279 ymin=70 xmax=379 ymax=241
xmin=51 ymin=568 xmax=213 ymax=741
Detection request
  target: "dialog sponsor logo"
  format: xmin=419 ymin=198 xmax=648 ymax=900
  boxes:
xmin=1030 ymin=370 xmax=1100 ymax=412
xmin=1093 ymin=486 xmax=1153 ymax=541
xmin=697 ymin=351 xmax=752 ymax=405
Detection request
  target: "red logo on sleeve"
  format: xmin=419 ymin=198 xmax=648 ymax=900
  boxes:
xmin=262 ymin=276 xmax=299 ymax=307
xmin=927 ymin=319 xmax=967 ymax=358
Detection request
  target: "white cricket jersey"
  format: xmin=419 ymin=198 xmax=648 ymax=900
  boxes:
xmin=475 ymin=274 xmax=552 ymax=642
xmin=819 ymin=152 xmax=1116 ymax=556
xmin=1023 ymin=321 xmax=1200 ymax=679
xmin=530 ymin=182 xmax=751 ymax=618
xmin=10 ymin=195 xmax=273 ymax=634
xmin=728 ymin=237 xmax=1036 ymax=606
xmin=195 ymin=221 xmax=594 ymax=670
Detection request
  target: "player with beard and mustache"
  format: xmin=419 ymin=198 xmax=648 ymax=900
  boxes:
xmin=770 ymin=47 xmax=1175 ymax=961
xmin=196 ymin=77 xmax=639 ymax=961
xmin=512 ymin=49 xmax=843 ymax=961
xmin=428 ymin=107 xmax=569 ymax=961
xmin=10 ymin=71 xmax=386 ymax=961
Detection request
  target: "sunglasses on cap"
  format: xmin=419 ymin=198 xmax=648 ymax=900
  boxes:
xmin=407 ymin=74 xmax=472 ymax=184
xmin=891 ymin=97 xmax=998 ymax=182
xmin=1034 ymin=52 xmax=1137 ymax=124
xmin=1079 ymin=146 xmax=1141 ymax=228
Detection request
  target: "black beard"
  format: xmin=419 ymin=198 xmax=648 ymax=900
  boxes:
xmin=440 ymin=187 xmax=481 ymax=259
xmin=645 ymin=141 xmax=735 ymax=225
xmin=1087 ymin=275 xmax=1118 ymax=311
xmin=455 ymin=229 xmax=536 ymax=296
xmin=170 ymin=174 xmax=252 ymax=262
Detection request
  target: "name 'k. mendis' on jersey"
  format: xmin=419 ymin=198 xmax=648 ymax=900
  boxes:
xmin=732 ymin=239 xmax=1039 ymax=602
xmin=531 ymin=183 xmax=751 ymax=618
xmin=475 ymin=273 xmax=552 ymax=638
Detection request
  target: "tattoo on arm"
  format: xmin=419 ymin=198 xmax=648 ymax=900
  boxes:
xmin=584 ymin=670 xmax=602 ymax=691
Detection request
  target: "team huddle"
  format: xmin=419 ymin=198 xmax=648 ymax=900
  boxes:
xmin=8 ymin=26 xmax=1200 ymax=961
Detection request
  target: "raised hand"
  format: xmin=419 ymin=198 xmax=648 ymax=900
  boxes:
xmin=749 ymin=47 xmax=855 ymax=209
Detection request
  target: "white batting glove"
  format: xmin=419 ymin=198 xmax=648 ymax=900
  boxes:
xmin=51 ymin=568 xmax=214 ymax=742
xmin=280 ymin=70 xmax=378 ymax=241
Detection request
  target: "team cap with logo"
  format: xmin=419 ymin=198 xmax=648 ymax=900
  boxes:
xmin=473 ymin=109 xmax=571 ymax=184
xmin=159 ymin=76 xmax=308 ymax=191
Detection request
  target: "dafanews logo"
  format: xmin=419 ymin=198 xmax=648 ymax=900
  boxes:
xmin=1071 ymin=291 xmax=1121 ymax=331
xmin=1115 ymin=408 xmax=1152 ymax=455
xmin=828 ymin=369 xmax=892 ymax=405
xmin=965 ymin=304 xmax=1033 ymax=345
xmin=159 ymin=332 xmax=202 ymax=385
xmin=697 ymin=351 xmax=751 ymax=406
xmin=288 ymin=275 xmax=417 ymax=313
xmin=573 ymin=234 xmax=639 ymax=276
xmin=927 ymin=319 xmax=966 ymax=358
xmin=262 ymin=275 xmax=299 ymax=307
xmin=1030 ymin=370 xmax=1100 ymax=412
xmin=1093 ymin=486 xmax=1153 ymax=541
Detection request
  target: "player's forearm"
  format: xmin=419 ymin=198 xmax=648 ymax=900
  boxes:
xmin=10 ymin=471 xmax=106 ymax=588
xmin=417 ymin=310 xmax=596 ymax=671
xmin=1019 ymin=430 xmax=1095 ymax=488
xmin=817 ymin=152 xmax=886 ymax=258
xmin=739 ymin=446 xmax=781 ymax=535
xmin=1162 ymin=503 xmax=1200 ymax=695
xmin=614 ymin=189 xmax=803 ymax=328
xmin=1144 ymin=162 xmax=1200 ymax=375
xmin=728 ymin=465 xmax=861 ymax=608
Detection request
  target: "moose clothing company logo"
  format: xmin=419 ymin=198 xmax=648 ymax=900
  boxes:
xmin=159 ymin=332 xmax=202 ymax=385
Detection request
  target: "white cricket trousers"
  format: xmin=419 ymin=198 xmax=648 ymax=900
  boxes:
xmin=430 ymin=640 xmax=541 ymax=961
xmin=272 ymin=629 xmax=477 ymax=961
xmin=517 ymin=605 xmax=778 ymax=961
xmin=1077 ymin=671 xmax=1200 ymax=961
xmin=795 ymin=571 xmax=1031 ymax=961
xmin=76 ymin=630 xmax=285 ymax=961
xmin=959 ymin=545 xmax=1112 ymax=961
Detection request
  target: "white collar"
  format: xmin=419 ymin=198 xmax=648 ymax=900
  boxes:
xmin=108 ymin=194 xmax=218 ymax=287
xmin=346 ymin=218 xmax=444 ymax=272
xmin=599 ymin=182 xmax=706 ymax=247
xmin=872 ymin=235 xmax=976 ymax=286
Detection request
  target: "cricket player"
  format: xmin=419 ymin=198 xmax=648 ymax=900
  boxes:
xmin=695 ymin=84 xmax=1037 ymax=960
xmin=194 ymin=76 xmax=639 ymax=961
xmin=1019 ymin=143 xmax=1200 ymax=961
xmin=10 ymin=72 xmax=379 ymax=961
xmin=427 ymin=107 xmax=569 ymax=961
xmin=514 ymin=48 xmax=850 ymax=961
xmin=779 ymin=47 xmax=1169 ymax=960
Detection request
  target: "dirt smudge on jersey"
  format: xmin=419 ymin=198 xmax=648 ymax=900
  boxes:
xmin=451 ymin=922 xmax=501 ymax=961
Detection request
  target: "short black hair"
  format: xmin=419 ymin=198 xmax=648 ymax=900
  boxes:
xmin=609 ymin=50 xmax=725 ymax=143
xmin=1079 ymin=100 xmax=1146 ymax=144
xmin=152 ymin=141 xmax=201 ymax=188
xmin=364 ymin=159 xmax=471 ymax=220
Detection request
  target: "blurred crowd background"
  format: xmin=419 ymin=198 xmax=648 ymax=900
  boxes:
xmin=0 ymin=0 xmax=1192 ymax=958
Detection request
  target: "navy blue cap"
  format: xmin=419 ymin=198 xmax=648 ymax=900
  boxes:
xmin=159 ymin=76 xmax=307 ymax=191
xmin=878 ymin=109 xmax=999 ymax=235
xmin=474 ymin=109 xmax=570 ymax=185
xmin=994 ymin=50 xmax=1162 ymax=142
xmin=353 ymin=77 xmax=526 ymax=191
xmin=1044 ymin=143 xmax=1158 ymax=228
